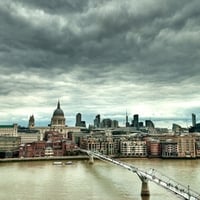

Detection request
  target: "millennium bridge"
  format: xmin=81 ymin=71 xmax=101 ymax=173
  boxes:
xmin=80 ymin=149 xmax=200 ymax=200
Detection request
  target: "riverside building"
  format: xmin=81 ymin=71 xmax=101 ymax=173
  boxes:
xmin=0 ymin=136 xmax=21 ymax=158
xmin=80 ymin=135 xmax=114 ymax=156
xmin=161 ymin=139 xmax=178 ymax=158
xmin=0 ymin=124 xmax=18 ymax=136
xmin=19 ymin=131 xmax=78 ymax=158
xmin=1 ymin=101 xmax=84 ymax=158
xmin=120 ymin=140 xmax=147 ymax=157
xmin=2 ymin=100 xmax=200 ymax=159
xmin=0 ymin=124 xmax=20 ymax=158
xmin=177 ymin=135 xmax=196 ymax=158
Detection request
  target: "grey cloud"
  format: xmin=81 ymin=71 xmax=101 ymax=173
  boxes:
xmin=17 ymin=0 xmax=89 ymax=14
xmin=1 ymin=0 xmax=199 ymax=73
xmin=1 ymin=0 xmax=200 ymax=127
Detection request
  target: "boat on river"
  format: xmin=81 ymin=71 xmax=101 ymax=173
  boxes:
xmin=65 ymin=161 xmax=73 ymax=165
xmin=53 ymin=161 xmax=63 ymax=165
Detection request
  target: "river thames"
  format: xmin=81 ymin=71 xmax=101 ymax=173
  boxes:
xmin=0 ymin=158 xmax=199 ymax=200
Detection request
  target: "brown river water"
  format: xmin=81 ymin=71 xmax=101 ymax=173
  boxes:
xmin=0 ymin=158 xmax=199 ymax=200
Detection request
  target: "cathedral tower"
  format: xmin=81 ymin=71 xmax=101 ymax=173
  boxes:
xmin=28 ymin=115 xmax=35 ymax=129
xmin=51 ymin=101 xmax=66 ymax=128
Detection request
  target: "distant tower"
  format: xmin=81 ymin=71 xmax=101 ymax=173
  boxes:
xmin=28 ymin=115 xmax=35 ymax=128
xmin=125 ymin=111 xmax=129 ymax=127
xmin=76 ymin=113 xmax=82 ymax=126
xmin=94 ymin=114 xmax=101 ymax=128
xmin=102 ymin=118 xmax=112 ymax=128
xmin=75 ymin=113 xmax=86 ymax=127
xmin=112 ymin=120 xmax=119 ymax=128
xmin=145 ymin=120 xmax=155 ymax=129
xmin=133 ymin=114 xmax=139 ymax=129
xmin=192 ymin=113 xmax=196 ymax=127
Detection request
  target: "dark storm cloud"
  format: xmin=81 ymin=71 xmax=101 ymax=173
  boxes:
xmin=1 ymin=0 xmax=200 ymax=74
xmin=0 ymin=0 xmax=200 ymax=127
xmin=17 ymin=0 xmax=89 ymax=14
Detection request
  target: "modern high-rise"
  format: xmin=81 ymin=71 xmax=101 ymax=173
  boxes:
xmin=145 ymin=120 xmax=155 ymax=129
xmin=133 ymin=114 xmax=139 ymax=129
xmin=75 ymin=113 xmax=86 ymax=127
xmin=125 ymin=112 xmax=130 ymax=127
xmin=94 ymin=114 xmax=101 ymax=128
xmin=102 ymin=118 xmax=112 ymax=128
xmin=112 ymin=120 xmax=119 ymax=128
xmin=192 ymin=113 xmax=196 ymax=127
xmin=76 ymin=113 xmax=82 ymax=126
xmin=172 ymin=123 xmax=182 ymax=134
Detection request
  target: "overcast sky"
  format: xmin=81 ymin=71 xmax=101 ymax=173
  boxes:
xmin=0 ymin=0 xmax=200 ymax=128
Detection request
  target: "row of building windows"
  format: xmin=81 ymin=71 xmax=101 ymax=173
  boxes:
xmin=80 ymin=136 xmax=200 ymax=158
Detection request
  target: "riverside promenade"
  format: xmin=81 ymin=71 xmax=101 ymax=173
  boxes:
xmin=0 ymin=155 xmax=89 ymax=163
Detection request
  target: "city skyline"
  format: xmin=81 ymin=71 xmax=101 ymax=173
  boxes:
xmin=0 ymin=1 xmax=200 ymax=128
xmin=0 ymin=100 xmax=196 ymax=129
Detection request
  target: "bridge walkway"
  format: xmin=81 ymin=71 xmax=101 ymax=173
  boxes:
xmin=81 ymin=149 xmax=200 ymax=200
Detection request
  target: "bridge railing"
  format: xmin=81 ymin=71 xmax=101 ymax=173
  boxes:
xmin=143 ymin=168 xmax=200 ymax=200
xmin=90 ymin=150 xmax=138 ymax=172
xmin=81 ymin=149 xmax=200 ymax=200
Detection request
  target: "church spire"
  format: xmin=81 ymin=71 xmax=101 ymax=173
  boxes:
xmin=57 ymin=100 xmax=60 ymax=109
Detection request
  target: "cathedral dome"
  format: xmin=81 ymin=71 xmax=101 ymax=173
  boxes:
xmin=51 ymin=101 xmax=66 ymax=127
xmin=53 ymin=101 xmax=64 ymax=117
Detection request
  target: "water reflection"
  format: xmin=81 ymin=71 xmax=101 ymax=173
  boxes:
xmin=141 ymin=196 xmax=150 ymax=200
xmin=0 ymin=159 xmax=200 ymax=200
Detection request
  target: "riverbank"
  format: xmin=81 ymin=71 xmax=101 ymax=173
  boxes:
xmin=0 ymin=155 xmax=198 ymax=163
xmin=0 ymin=155 xmax=89 ymax=163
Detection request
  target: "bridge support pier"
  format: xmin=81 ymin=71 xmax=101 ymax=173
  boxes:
xmin=141 ymin=179 xmax=150 ymax=196
xmin=88 ymin=154 xmax=94 ymax=164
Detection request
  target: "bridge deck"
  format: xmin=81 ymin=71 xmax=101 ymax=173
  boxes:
xmin=81 ymin=150 xmax=200 ymax=200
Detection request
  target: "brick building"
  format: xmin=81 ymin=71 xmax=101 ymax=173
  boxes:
xmin=19 ymin=131 xmax=77 ymax=157
xmin=120 ymin=140 xmax=147 ymax=157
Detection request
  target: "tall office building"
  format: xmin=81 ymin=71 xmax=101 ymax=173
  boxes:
xmin=76 ymin=113 xmax=82 ymax=126
xmin=145 ymin=120 xmax=155 ymax=129
xmin=192 ymin=113 xmax=196 ymax=127
xmin=133 ymin=114 xmax=139 ymax=129
xmin=94 ymin=114 xmax=101 ymax=128
xmin=112 ymin=120 xmax=119 ymax=128
xmin=102 ymin=118 xmax=112 ymax=128
xmin=125 ymin=112 xmax=130 ymax=127
xmin=75 ymin=113 xmax=86 ymax=127
xmin=172 ymin=123 xmax=182 ymax=134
